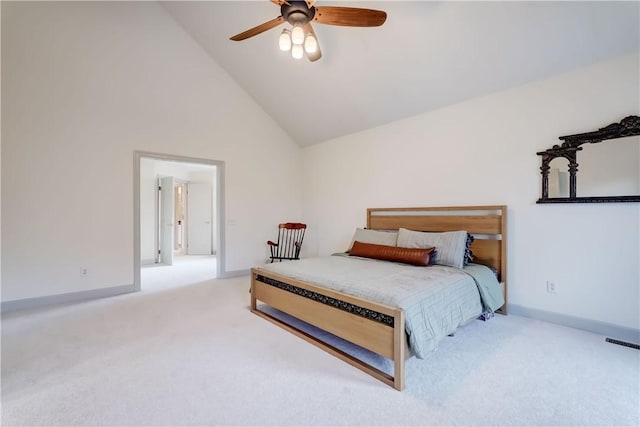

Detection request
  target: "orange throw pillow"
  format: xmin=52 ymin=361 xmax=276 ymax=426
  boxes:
xmin=349 ymin=241 xmax=436 ymax=266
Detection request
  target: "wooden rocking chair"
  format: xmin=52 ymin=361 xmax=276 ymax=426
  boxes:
xmin=267 ymin=223 xmax=307 ymax=262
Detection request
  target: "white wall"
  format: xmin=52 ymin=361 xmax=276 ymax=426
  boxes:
xmin=0 ymin=4 xmax=3 ymax=295
xmin=1 ymin=2 xmax=302 ymax=302
xmin=302 ymin=53 xmax=640 ymax=331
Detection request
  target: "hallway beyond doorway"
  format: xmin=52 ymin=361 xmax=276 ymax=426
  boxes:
xmin=141 ymin=256 xmax=216 ymax=292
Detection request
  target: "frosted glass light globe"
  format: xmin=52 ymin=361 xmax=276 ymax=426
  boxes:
xmin=291 ymin=44 xmax=304 ymax=59
xmin=279 ymin=29 xmax=292 ymax=51
xmin=304 ymin=34 xmax=317 ymax=54
xmin=291 ymin=24 xmax=305 ymax=45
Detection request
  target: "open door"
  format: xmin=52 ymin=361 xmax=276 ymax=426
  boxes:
xmin=159 ymin=176 xmax=175 ymax=265
xmin=187 ymin=182 xmax=213 ymax=255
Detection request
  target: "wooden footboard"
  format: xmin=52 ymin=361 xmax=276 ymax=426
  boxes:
xmin=251 ymin=268 xmax=406 ymax=391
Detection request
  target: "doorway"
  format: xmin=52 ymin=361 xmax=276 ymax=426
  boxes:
xmin=155 ymin=173 xmax=214 ymax=265
xmin=134 ymin=152 xmax=225 ymax=291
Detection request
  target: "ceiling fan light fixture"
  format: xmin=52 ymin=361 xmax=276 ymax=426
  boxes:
xmin=291 ymin=44 xmax=304 ymax=59
xmin=304 ymin=34 xmax=318 ymax=54
xmin=291 ymin=23 xmax=305 ymax=45
xmin=279 ymin=29 xmax=292 ymax=51
xmin=230 ymin=1 xmax=388 ymax=63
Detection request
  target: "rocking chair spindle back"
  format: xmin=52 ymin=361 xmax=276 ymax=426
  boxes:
xmin=267 ymin=222 xmax=307 ymax=262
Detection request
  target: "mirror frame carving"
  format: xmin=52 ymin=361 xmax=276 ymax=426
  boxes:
xmin=537 ymin=115 xmax=640 ymax=203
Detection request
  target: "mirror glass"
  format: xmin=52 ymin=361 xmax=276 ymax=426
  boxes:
xmin=577 ymin=135 xmax=639 ymax=197
xmin=548 ymin=157 xmax=570 ymax=198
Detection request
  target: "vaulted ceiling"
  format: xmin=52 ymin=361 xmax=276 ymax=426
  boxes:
xmin=161 ymin=1 xmax=639 ymax=147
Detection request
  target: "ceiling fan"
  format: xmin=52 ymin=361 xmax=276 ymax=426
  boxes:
xmin=230 ymin=0 xmax=387 ymax=62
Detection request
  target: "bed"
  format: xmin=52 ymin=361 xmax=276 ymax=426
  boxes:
xmin=250 ymin=206 xmax=507 ymax=391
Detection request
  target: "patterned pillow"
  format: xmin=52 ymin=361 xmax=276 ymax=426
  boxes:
xmin=464 ymin=233 xmax=475 ymax=265
xmin=348 ymin=228 xmax=398 ymax=251
xmin=350 ymin=241 xmax=436 ymax=266
xmin=397 ymin=228 xmax=468 ymax=269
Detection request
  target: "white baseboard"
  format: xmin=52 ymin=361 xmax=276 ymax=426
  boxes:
xmin=1 ymin=284 xmax=136 ymax=313
xmin=508 ymin=304 xmax=640 ymax=345
xmin=1 ymin=267 xmax=249 ymax=312
xmin=141 ymin=258 xmax=156 ymax=266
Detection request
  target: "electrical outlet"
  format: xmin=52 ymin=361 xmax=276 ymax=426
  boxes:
xmin=546 ymin=280 xmax=556 ymax=294
xmin=81 ymin=268 xmax=88 ymax=277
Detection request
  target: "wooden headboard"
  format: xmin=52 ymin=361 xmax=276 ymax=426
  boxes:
xmin=367 ymin=205 xmax=507 ymax=314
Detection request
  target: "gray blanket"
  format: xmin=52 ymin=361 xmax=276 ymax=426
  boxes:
xmin=258 ymin=254 xmax=504 ymax=358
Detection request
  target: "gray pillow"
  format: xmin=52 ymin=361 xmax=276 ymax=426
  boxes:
xmin=349 ymin=228 xmax=398 ymax=251
xmin=397 ymin=228 xmax=468 ymax=269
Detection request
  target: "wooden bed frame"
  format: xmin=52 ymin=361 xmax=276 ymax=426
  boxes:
xmin=250 ymin=205 xmax=507 ymax=391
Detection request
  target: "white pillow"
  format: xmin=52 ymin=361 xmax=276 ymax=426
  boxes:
xmin=349 ymin=228 xmax=398 ymax=251
xmin=396 ymin=228 xmax=467 ymax=269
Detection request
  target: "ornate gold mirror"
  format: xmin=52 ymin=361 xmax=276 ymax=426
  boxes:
xmin=537 ymin=116 xmax=640 ymax=203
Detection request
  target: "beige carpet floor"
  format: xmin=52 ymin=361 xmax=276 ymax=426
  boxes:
xmin=2 ymin=257 xmax=638 ymax=426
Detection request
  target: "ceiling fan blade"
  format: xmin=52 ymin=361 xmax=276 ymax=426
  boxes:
xmin=314 ymin=6 xmax=387 ymax=27
xmin=304 ymin=23 xmax=322 ymax=62
xmin=230 ymin=16 xmax=285 ymax=41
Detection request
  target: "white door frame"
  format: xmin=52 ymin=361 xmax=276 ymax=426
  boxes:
xmin=133 ymin=151 xmax=225 ymax=291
